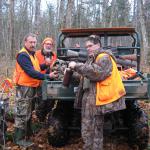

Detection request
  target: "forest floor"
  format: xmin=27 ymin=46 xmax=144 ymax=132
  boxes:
xmin=0 ymin=64 xmax=150 ymax=150
xmin=1 ymin=101 xmax=149 ymax=150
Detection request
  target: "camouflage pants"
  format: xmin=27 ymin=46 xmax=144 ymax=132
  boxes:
xmin=82 ymin=97 xmax=104 ymax=150
xmin=14 ymin=85 xmax=40 ymax=129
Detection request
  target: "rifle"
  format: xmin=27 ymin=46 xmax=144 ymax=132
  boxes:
xmin=58 ymin=49 xmax=136 ymax=67
xmin=119 ymin=54 xmax=137 ymax=61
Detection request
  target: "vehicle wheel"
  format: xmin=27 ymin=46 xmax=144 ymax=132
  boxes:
xmin=125 ymin=101 xmax=149 ymax=150
xmin=47 ymin=113 xmax=69 ymax=147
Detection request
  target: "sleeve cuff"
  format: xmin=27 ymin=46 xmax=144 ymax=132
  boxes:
xmin=44 ymin=74 xmax=51 ymax=80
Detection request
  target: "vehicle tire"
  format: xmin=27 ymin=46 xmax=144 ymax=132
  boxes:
xmin=47 ymin=113 xmax=69 ymax=147
xmin=125 ymin=101 xmax=149 ymax=150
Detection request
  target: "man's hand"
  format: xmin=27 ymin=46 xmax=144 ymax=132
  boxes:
xmin=45 ymin=58 xmax=51 ymax=65
xmin=49 ymin=71 xmax=58 ymax=79
xmin=68 ymin=61 xmax=76 ymax=69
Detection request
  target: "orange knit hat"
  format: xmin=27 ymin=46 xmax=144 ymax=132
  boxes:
xmin=42 ymin=37 xmax=54 ymax=45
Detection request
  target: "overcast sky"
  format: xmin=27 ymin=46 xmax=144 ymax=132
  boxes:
xmin=41 ymin=0 xmax=133 ymax=11
xmin=41 ymin=0 xmax=57 ymax=10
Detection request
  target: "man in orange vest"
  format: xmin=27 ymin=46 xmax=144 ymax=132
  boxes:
xmin=13 ymin=33 xmax=58 ymax=146
xmin=35 ymin=37 xmax=57 ymax=73
xmin=35 ymin=37 xmax=57 ymax=122
xmin=68 ymin=35 xmax=126 ymax=150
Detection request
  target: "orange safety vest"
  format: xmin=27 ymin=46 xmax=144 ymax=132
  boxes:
xmin=35 ymin=50 xmax=57 ymax=73
xmin=96 ymin=53 xmax=126 ymax=106
xmin=13 ymin=48 xmax=41 ymax=87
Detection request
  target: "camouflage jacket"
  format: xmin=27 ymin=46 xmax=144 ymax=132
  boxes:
xmin=74 ymin=49 xmax=126 ymax=114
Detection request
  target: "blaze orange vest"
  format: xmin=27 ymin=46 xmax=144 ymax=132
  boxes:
xmin=96 ymin=53 xmax=126 ymax=106
xmin=13 ymin=48 xmax=41 ymax=87
xmin=35 ymin=50 xmax=57 ymax=73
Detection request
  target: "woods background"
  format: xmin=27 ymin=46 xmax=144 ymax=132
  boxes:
xmin=0 ymin=0 xmax=150 ymax=77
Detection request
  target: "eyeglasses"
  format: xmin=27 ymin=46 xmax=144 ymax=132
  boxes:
xmin=44 ymin=43 xmax=53 ymax=46
xmin=86 ymin=44 xmax=94 ymax=49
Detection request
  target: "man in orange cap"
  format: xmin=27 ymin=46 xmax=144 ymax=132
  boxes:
xmin=35 ymin=37 xmax=57 ymax=122
xmin=36 ymin=37 xmax=57 ymax=73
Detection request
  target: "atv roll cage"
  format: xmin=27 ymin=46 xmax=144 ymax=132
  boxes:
xmin=57 ymin=27 xmax=141 ymax=71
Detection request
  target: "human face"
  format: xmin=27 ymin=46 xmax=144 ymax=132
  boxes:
xmin=43 ymin=41 xmax=53 ymax=52
xmin=85 ymin=41 xmax=100 ymax=56
xmin=24 ymin=36 xmax=37 ymax=51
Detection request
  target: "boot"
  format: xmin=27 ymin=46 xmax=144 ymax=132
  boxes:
xmin=14 ymin=128 xmax=34 ymax=147
xmin=26 ymin=119 xmax=33 ymax=137
xmin=14 ymin=128 xmax=25 ymax=143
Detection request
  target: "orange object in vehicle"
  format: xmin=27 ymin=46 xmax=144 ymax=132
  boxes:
xmin=120 ymin=68 xmax=137 ymax=80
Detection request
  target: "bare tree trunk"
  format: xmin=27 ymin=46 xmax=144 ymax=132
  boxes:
xmin=34 ymin=0 xmax=41 ymax=34
xmin=16 ymin=0 xmax=29 ymax=51
xmin=132 ymin=0 xmax=138 ymax=28
xmin=8 ymin=0 xmax=15 ymax=60
xmin=0 ymin=0 xmax=3 ymax=51
xmin=138 ymin=0 xmax=150 ymax=69
xmin=58 ymin=0 xmax=66 ymax=28
xmin=64 ymin=0 xmax=74 ymax=47
xmin=101 ymin=0 xmax=109 ymax=27
xmin=109 ymin=0 xmax=118 ymax=27
xmin=65 ymin=0 xmax=74 ymax=28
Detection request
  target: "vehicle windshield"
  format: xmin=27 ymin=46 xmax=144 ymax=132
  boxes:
xmin=62 ymin=36 xmax=134 ymax=48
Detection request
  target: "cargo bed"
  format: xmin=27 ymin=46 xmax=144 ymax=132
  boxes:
xmin=42 ymin=77 xmax=150 ymax=101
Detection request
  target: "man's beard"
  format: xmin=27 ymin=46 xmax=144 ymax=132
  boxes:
xmin=43 ymin=48 xmax=52 ymax=53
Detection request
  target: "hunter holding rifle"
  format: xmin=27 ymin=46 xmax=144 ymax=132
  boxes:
xmin=68 ymin=35 xmax=126 ymax=150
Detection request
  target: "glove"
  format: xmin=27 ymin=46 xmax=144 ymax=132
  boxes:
xmin=68 ymin=61 xmax=76 ymax=69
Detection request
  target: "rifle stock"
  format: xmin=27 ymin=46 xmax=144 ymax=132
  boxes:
xmin=61 ymin=49 xmax=136 ymax=67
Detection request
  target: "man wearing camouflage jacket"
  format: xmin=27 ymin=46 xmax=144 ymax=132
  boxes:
xmin=69 ymin=35 xmax=126 ymax=150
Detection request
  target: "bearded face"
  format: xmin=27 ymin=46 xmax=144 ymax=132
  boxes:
xmin=43 ymin=41 xmax=53 ymax=53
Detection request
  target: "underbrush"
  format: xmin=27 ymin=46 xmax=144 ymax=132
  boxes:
xmin=0 ymin=57 xmax=15 ymax=79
